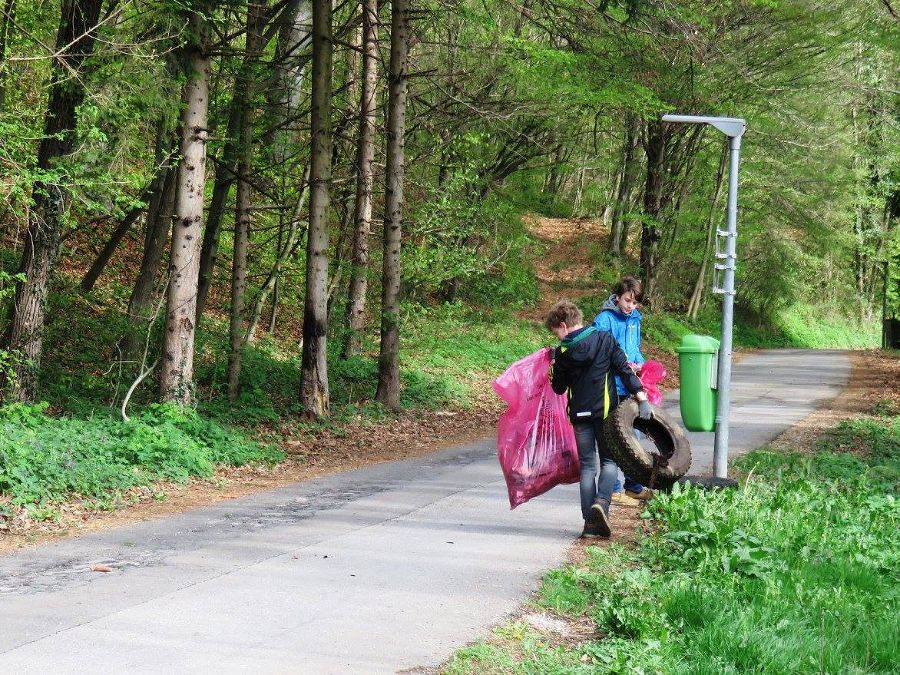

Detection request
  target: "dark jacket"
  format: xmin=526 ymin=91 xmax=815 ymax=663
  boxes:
xmin=550 ymin=325 xmax=644 ymax=424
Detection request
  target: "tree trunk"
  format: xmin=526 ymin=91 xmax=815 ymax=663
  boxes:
xmin=687 ymin=142 xmax=728 ymax=320
xmin=196 ymin=2 xmax=305 ymax=322
xmin=0 ymin=0 xmax=16 ymax=110
xmin=882 ymin=189 xmax=899 ymax=347
xmin=601 ymin=168 xmax=621 ymax=228
xmin=79 ymin=207 xmax=143 ymax=293
xmin=267 ymin=275 xmax=280 ymax=333
xmin=342 ymin=0 xmax=378 ymax=359
xmin=608 ymin=114 xmax=640 ymax=257
xmin=3 ymin=0 xmax=103 ymax=402
xmin=513 ymin=0 xmax=532 ymax=37
xmin=640 ymin=121 xmax=666 ymax=304
xmin=298 ymin=0 xmax=332 ymax=419
xmin=227 ymin=0 xmax=266 ymax=402
xmin=124 ymin=161 xmax=177 ymax=363
xmin=543 ymin=144 xmax=567 ymax=196
xmin=159 ymin=6 xmax=211 ymax=405
xmin=375 ymin=0 xmax=410 ymax=410
xmin=265 ymin=0 xmax=313 ymax=154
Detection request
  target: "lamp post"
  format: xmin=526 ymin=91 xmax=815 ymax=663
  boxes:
xmin=661 ymin=114 xmax=746 ymax=479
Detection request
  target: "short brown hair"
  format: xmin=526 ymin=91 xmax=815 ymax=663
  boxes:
xmin=545 ymin=301 xmax=583 ymax=330
xmin=613 ymin=276 xmax=644 ymax=303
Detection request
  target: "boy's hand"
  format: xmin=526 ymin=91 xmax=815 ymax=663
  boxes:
xmin=638 ymin=399 xmax=652 ymax=420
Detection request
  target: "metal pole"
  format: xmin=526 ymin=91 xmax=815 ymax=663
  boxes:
xmin=712 ymin=134 xmax=742 ymax=478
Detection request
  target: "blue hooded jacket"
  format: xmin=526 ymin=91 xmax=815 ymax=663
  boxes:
xmin=593 ymin=294 xmax=645 ymax=396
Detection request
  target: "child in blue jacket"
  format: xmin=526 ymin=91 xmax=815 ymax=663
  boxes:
xmin=593 ymin=276 xmax=653 ymax=501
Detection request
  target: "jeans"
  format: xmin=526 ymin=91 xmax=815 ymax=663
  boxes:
xmin=573 ymin=419 xmax=618 ymax=521
xmin=614 ymin=475 xmax=646 ymax=493
xmin=612 ymin=426 xmax=645 ymax=493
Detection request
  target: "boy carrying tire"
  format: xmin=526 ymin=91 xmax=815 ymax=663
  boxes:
xmin=547 ymin=300 xmax=651 ymax=538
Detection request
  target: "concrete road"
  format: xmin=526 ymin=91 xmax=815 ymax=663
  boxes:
xmin=0 ymin=350 xmax=850 ymax=674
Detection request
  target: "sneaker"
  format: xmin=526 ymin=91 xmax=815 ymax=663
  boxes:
xmin=611 ymin=491 xmax=640 ymax=507
xmin=580 ymin=520 xmax=606 ymax=538
xmin=625 ymin=487 xmax=654 ymax=501
xmin=589 ymin=500 xmax=612 ymax=537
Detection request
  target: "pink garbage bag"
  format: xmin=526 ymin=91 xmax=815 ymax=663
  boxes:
xmin=492 ymin=349 xmax=580 ymax=509
xmin=638 ymin=359 xmax=667 ymax=406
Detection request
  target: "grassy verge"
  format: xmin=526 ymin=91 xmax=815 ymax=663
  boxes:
xmin=0 ymin=403 xmax=283 ymax=520
xmin=445 ymin=415 xmax=899 ymax=674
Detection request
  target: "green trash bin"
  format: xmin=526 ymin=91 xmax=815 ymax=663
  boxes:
xmin=676 ymin=335 xmax=720 ymax=432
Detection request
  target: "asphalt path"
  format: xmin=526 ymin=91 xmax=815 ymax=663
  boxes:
xmin=0 ymin=349 xmax=851 ymax=674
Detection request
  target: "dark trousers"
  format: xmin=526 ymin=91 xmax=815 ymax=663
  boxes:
xmin=573 ymin=418 xmax=617 ymax=520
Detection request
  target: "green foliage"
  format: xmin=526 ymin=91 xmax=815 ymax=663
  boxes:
xmin=402 ymin=302 xmax=544 ymax=385
xmin=0 ymin=268 xmax=26 ymax=388
xmin=0 ymin=402 xmax=282 ymax=508
xmin=448 ymin=419 xmax=900 ymax=674
xmin=777 ymin=304 xmax=881 ymax=349
xmin=872 ymin=398 xmax=899 ymax=418
xmin=405 ymin=165 xmax=539 ymax=307
xmin=637 ymin=303 xmax=881 ymax=354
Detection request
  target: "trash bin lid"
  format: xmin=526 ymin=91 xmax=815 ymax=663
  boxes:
xmin=677 ymin=334 xmax=721 ymax=354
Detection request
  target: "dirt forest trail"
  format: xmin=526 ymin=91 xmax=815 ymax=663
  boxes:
xmin=520 ymin=214 xmax=679 ymax=378
xmin=519 ymin=214 xmax=615 ymax=322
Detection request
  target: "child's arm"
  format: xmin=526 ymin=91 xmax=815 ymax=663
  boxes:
xmin=593 ymin=312 xmax=612 ymax=333
xmin=608 ymin=337 xmax=644 ymax=397
xmin=550 ymin=347 xmax=569 ymax=395
xmin=636 ymin=321 xmax=646 ymax=364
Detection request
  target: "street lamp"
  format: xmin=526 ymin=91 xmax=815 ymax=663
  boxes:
xmin=661 ymin=113 xmax=746 ymax=479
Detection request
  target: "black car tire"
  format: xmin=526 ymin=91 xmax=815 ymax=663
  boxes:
xmin=603 ymin=399 xmax=692 ymax=489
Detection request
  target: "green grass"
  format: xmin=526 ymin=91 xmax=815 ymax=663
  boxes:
xmin=0 ymin=402 xmax=283 ymax=512
xmin=401 ymin=302 xmax=544 ymax=388
xmin=445 ymin=416 xmax=900 ymax=674
xmin=636 ymin=302 xmax=881 ymax=355
xmin=194 ymin=301 xmax=544 ymax=427
xmin=777 ymin=304 xmax=880 ymax=349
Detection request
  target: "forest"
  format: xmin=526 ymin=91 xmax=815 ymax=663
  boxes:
xmin=0 ymin=0 xmax=897 ymax=510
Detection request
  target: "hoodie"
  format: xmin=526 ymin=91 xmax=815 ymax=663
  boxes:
xmin=550 ymin=326 xmax=643 ymax=424
xmin=593 ymin=295 xmax=645 ymax=396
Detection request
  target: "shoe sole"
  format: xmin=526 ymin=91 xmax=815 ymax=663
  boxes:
xmin=589 ymin=503 xmax=612 ymax=537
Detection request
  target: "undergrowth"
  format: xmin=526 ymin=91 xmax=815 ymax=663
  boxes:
xmin=445 ymin=415 xmax=899 ymax=674
xmin=0 ymin=402 xmax=283 ymax=513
